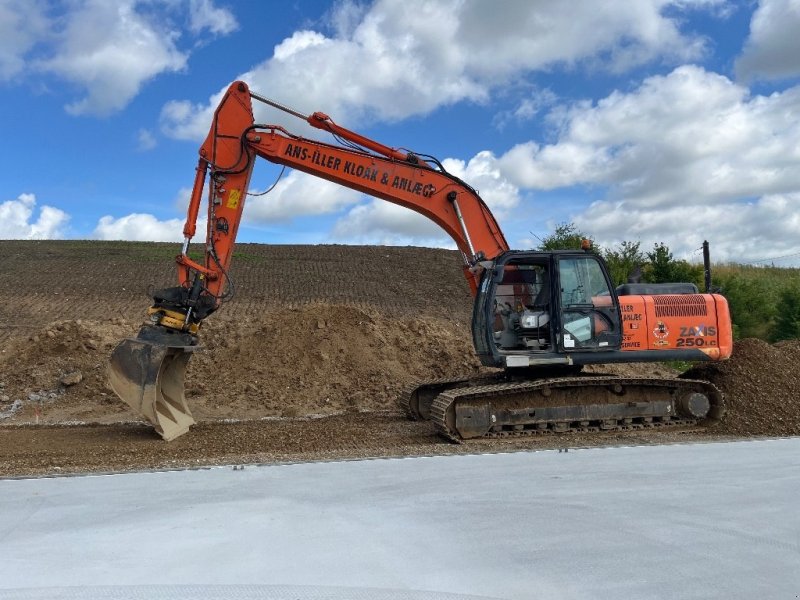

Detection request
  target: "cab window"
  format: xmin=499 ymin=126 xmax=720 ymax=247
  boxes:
xmin=558 ymin=256 xmax=618 ymax=350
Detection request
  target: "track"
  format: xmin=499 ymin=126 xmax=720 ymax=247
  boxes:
xmin=427 ymin=376 xmax=724 ymax=442
xmin=402 ymin=373 xmax=504 ymax=420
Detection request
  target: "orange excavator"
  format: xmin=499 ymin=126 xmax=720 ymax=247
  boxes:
xmin=109 ymin=80 xmax=733 ymax=441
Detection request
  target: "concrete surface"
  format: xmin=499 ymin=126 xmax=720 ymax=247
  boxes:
xmin=1 ymin=439 xmax=799 ymax=600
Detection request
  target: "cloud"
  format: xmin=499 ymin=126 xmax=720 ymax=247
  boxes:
xmin=94 ymin=169 xmax=361 ymax=243
xmin=492 ymin=88 xmax=558 ymax=130
xmin=736 ymin=0 xmax=800 ymax=82
xmin=242 ymin=170 xmax=362 ymax=223
xmin=0 ymin=0 xmax=48 ymax=80
xmin=0 ymin=193 xmax=69 ymax=239
xmin=161 ymin=0 xmax=720 ymax=140
xmin=160 ymin=88 xmax=225 ymax=141
xmin=331 ymin=201 xmax=451 ymax=247
xmin=93 ymin=213 xmax=188 ymax=241
xmin=331 ymin=151 xmax=520 ymax=247
xmin=441 ymin=152 xmax=521 ymax=217
xmin=188 ymin=0 xmax=238 ymax=36
xmin=498 ymin=65 xmax=800 ymax=200
xmin=577 ymin=193 xmax=800 ymax=264
xmin=492 ymin=65 xmax=800 ymax=261
xmin=35 ymin=1 xmax=188 ymax=116
xmin=0 ymin=0 xmax=238 ymax=116
xmin=136 ymin=128 xmax=157 ymax=151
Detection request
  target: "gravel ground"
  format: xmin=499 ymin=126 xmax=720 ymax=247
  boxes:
xmin=0 ymin=412 xmax=750 ymax=478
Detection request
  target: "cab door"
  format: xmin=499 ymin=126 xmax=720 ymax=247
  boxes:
xmin=555 ymin=254 xmax=621 ymax=352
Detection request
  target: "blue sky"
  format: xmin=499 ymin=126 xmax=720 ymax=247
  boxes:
xmin=2 ymin=0 xmax=800 ymax=265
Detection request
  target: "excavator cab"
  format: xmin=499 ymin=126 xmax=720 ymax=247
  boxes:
xmin=472 ymin=250 xmax=622 ymax=369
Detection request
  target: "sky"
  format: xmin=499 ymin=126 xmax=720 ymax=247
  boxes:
xmin=2 ymin=0 xmax=800 ymax=266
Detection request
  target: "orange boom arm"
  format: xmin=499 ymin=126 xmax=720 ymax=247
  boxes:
xmin=176 ymin=81 xmax=508 ymax=311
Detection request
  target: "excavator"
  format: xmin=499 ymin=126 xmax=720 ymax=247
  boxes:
xmin=109 ymin=80 xmax=733 ymax=442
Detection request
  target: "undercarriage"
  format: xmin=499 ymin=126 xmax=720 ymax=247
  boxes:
xmin=405 ymin=374 xmax=724 ymax=442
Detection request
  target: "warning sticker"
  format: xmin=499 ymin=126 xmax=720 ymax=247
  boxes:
xmin=226 ymin=189 xmax=241 ymax=209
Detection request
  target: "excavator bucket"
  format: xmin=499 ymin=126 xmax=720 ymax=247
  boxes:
xmin=108 ymin=331 xmax=197 ymax=441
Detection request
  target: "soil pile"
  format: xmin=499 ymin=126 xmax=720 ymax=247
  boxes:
xmin=2 ymin=311 xmax=799 ymax=438
xmin=0 ymin=304 xmax=481 ymax=425
xmin=684 ymin=338 xmax=800 ymax=436
xmin=187 ymin=304 xmax=480 ymax=419
xmin=0 ymin=319 xmax=137 ymax=423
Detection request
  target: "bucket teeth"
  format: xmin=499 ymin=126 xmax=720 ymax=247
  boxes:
xmin=108 ymin=333 xmax=196 ymax=441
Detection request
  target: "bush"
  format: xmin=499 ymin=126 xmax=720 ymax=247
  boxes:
xmin=603 ymin=241 xmax=645 ymax=287
xmin=643 ymin=243 xmax=703 ymax=287
xmin=771 ymin=282 xmax=800 ymax=341
xmin=537 ymin=222 xmax=598 ymax=252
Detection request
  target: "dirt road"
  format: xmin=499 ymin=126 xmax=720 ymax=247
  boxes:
xmin=0 ymin=412 xmax=745 ymax=478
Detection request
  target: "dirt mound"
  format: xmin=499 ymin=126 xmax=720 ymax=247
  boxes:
xmin=0 ymin=319 xmax=139 ymax=423
xmin=683 ymin=338 xmax=800 ymax=436
xmin=4 ymin=316 xmax=799 ymax=439
xmin=0 ymin=304 xmax=482 ymax=425
xmin=187 ymin=303 xmax=480 ymax=419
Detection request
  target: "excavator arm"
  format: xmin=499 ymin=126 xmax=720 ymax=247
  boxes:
xmin=109 ymin=80 xmax=509 ymax=440
xmin=178 ymin=81 xmax=507 ymax=309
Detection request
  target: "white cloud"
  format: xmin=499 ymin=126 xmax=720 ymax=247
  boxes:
xmin=0 ymin=0 xmax=47 ymax=80
xmin=93 ymin=213 xmax=187 ymax=241
xmin=37 ymin=0 xmax=188 ymax=116
xmin=453 ymin=0 xmax=713 ymax=76
xmin=493 ymin=89 xmax=558 ymax=130
xmin=0 ymin=193 xmax=69 ymax=239
xmin=331 ymin=151 xmax=520 ymax=247
xmin=736 ymin=0 xmax=800 ymax=82
xmin=188 ymin=0 xmax=238 ymax=36
xmin=161 ymin=0 xmax=720 ymax=141
xmin=173 ymin=187 xmax=193 ymax=213
xmin=441 ymin=152 xmax=521 ymax=217
xmin=492 ymin=65 xmax=800 ymax=261
xmin=136 ymin=128 xmax=157 ymax=151
xmin=160 ymin=89 xmax=224 ymax=141
xmin=331 ymin=201 xmax=452 ymax=247
xmin=577 ymin=193 xmax=800 ymax=264
xmin=92 ymin=168 xmax=359 ymax=243
xmin=93 ymin=170 xmax=361 ymax=242
xmin=0 ymin=0 xmax=238 ymax=116
xmin=498 ymin=65 xmax=800 ymax=200
xmin=243 ymin=170 xmax=362 ymax=223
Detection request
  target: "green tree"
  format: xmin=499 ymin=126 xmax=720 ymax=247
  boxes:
xmin=537 ymin=222 xmax=598 ymax=252
xmin=644 ymin=243 xmax=703 ymax=287
xmin=603 ymin=241 xmax=645 ymax=287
